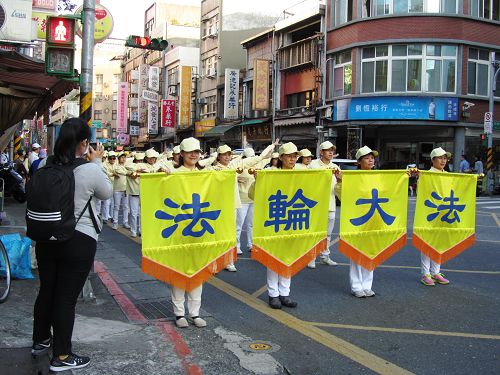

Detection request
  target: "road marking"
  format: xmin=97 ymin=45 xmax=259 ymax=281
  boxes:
xmin=305 ymin=322 xmax=500 ymax=340
xmin=485 ymin=206 xmax=500 ymax=209
xmin=251 ymin=285 xmax=268 ymax=298
xmin=492 ymin=213 xmax=500 ymax=229
xmin=476 ymin=201 xmax=500 ymax=205
xmin=208 ymin=277 xmax=413 ymax=375
xmin=331 ymin=263 xmax=500 ymax=275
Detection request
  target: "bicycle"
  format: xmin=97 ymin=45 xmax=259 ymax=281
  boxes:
xmin=0 ymin=239 xmax=11 ymax=303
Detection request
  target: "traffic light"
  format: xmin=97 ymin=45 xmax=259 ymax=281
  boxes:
xmin=125 ymin=35 xmax=169 ymax=51
xmin=45 ymin=16 xmax=76 ymax=77
xmin=480 ymin=132 xmax=488 ymax=146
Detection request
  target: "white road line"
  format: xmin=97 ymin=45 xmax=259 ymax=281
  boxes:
xmin=484 ymin=206 xmax=500 ymax=209
xmin=476 ymin=201 xmax=500 ymax=205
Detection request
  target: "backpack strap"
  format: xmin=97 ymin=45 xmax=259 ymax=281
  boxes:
xmin=75 ymin=197 xmax=102 ymax=234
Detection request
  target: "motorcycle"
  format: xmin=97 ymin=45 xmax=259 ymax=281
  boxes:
xmin=0 ymin=162 xmax=26 ymax=203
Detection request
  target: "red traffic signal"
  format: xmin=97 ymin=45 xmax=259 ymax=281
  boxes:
xmin=125 ymin=35 xmax=168 ymax=51
xmin=46 ymin=16 xmax=76 ymax=46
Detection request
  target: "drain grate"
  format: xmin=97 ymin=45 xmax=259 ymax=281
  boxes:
xmin=135 ymin=300 xmax=174 ymax=320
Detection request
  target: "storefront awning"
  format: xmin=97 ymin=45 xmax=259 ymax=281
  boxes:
xmin=0 ymin=51 xmax=78 ymax=133
xmin=239 ymin=118 xmax=271 ymax=126
xmin=274 ymin=116 xmax=316 ymax=127
xmin=201 ymin=124 xmax=238 ymax=137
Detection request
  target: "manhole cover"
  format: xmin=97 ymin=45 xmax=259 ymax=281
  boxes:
xmin=242 ymin=341 xmax=280 ymax=353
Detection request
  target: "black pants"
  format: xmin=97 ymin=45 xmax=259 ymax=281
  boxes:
xmin=33 ymin=230 xmax=96 ymax=356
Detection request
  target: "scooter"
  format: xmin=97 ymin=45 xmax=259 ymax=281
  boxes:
xmin=0 ymin=162 xmax=26 ymax=203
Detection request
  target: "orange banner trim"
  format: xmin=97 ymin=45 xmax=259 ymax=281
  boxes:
xmin=412 ymin=233 xmax=475 ymax=265
xmin=142 ymin=247 xmax=237 ymax=292
xmin=251 ymin=238 xmax=326 ymax=278
xmin=338 ymin=235 xmax=407 ymax=271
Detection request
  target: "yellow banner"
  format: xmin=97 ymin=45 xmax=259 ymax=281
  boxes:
xmin=140 ymin=171 xmax=236 ymax=291
xmin=339 ymin=171 xmax=408 ymax=270
xmin=413 ymin=171 xmax=476 ymax=264
xmin=252 ymin=170 xmax=331 ymax=277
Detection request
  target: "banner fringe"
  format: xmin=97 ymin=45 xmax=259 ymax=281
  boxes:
xmin=412 ymin=233 xmax=475 ymax=265
xmin=142 ymin=247 xmax=237 ymax=292
xmin=338 ymin=235 xmax=407 ymax=271
xmin=251 ymin=238 xmax=327 ymax=278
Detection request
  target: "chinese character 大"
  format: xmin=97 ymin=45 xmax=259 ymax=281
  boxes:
xmin=350 ymin=188 xmax=396 ymax=226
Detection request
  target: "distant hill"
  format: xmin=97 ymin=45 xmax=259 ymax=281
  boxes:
xmin=222 ymin=12 xmax=279 ymax=31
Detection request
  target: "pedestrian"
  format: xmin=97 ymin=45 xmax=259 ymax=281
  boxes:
xmin=14 ymin=149 xmax=28 ymax=181
xmin=125 ymin=152 xmax=147 ymax=237
xmin=29 ymin=149 xmax=47 ymax=176
xmin=473 ymin=156 xmax=484 ymax=175
xmin=459 ymin=154 xmax=470 ymax=173
xmin=207 ymin=145 xmax=243 ymax=272
xmin=420 ymin=147 xmax=451 ymax=286
xmin=31 ymin=118 xmax=112 ymax=372
xmin=307 ymin=141 xmax=341 ymax=268
xmin=350 ymin=146 xmax=378 ymax=298
xmin=170 ymin=137 xmax=208 ymax=328
xmin=111 ymin=152 xmax=130 ymax=230
xmin=101 ymin=151 xmax=116 ymax=223
xmin=250 ymin=142 xmax=299 ymax=309
xmin=28 ymin=142 xmax=41 ymax=167
xmin=296 ymin=148 xmax=313 ymax=169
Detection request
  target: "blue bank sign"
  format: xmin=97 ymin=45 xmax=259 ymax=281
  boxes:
xmin=334 ymin=96 xmax=459 ymax=122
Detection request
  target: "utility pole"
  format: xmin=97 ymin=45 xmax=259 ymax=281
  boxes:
xmin=487 ymin=52 xmax=500 ymax=194
xmin=79 ymin=0 xmax=96 ymax=127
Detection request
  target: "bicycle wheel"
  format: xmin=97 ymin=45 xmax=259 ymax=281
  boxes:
xmin=0 ymin=240 xmax=11 ymax=303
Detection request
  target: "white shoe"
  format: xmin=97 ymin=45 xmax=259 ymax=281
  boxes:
xmin=130 ymin=231 xmax=137 ymax=238
xmin=236 ymin=249 xmax=243 ymax=255
xmin=123 ymin=224 xmax=130 ymax=229
xmin=189 ymin=316 xmax=207 ymax=327
xmin=352 ymin=290 xmax=366 ymax=298
xmin=175 ymin=317 xmax=188 ymax=328
xmin=226 ymin=264 xmax=237 ymax=272
xmin=112 ymin=223 xmax=118 ymax=230
xmin=363 ymin=289 xmax=375 ymax=297
xmin=320 ymin=257 xmax=338 ymax=266
xmin=307 ymin=259 xmax=316 ymax=269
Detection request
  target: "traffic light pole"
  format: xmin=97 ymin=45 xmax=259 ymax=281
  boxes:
xmin=486 ymin=52 xmax=499 ymax=195
xmin=79 ymin=0 xmax=95 ymax=127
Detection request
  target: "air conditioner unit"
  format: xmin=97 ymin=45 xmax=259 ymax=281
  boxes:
xmin=197 ymin=97 xmax=207 ymax=104
xmin=168 ymin=86 xmax=177 ymax=96
xmin=207 ymin=68 xmax=216 ymax=78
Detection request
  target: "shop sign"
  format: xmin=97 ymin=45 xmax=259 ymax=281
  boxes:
xmin=142 ymin=90 xmax=159 ymax=102
xmin=195 ymin=118 xmax=215 ymax=137
xmin=130 ymin=125 xmax=139 ymax=136
xmin=253 ymin=59 xmax=270 ymax=111
xmin=161 ymin=99 xmax=176 ymax=128
xmin=245 ymin=124 xmax=271 ymax=141
xmin=224 ymin=68 xmax=239 ymax=119
xmin=148 ymin=101 xmax=158 ymax=134
xmin=116 ymin=82 xmax=128 ymax=133
xmin=148 ymin=66 xmax=160 ymax=92
xmin=74 ymin=3 xmax=114 ymax=43
xmin=334 ymin=97 xmax=459 ymax=122
xmin=32 ymin=0 xmax=57 ymax=12
xmin=179 ymin=66 xmax=192 ymax=127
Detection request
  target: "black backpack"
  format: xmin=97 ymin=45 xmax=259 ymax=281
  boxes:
xmin=26 ymin=156 xmax=100 ymax=243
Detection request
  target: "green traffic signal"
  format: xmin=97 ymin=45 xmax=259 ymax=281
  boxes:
xmin=125 ymin=35 xmax=168 ymax=51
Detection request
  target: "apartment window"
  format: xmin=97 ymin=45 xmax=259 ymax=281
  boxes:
xmin=376 ymin=0 xmax=457 ymax=15
xmin=96 ymin=74 xmax=103 ymax=85
xmin=112 ymin=92 xmax=118 ymax=101
xmin=201 ymin=95 xmax=216 ymax=118
xmin=333 ymin=51 xmax=352 ymax=96
xmin=94 ymin=110 xmax=102 ymax=120
xmin=361 ymin=0 xmax=372 ymax=17
xmin=112 ymin=110 xmax=117 ymax=120
xmin=113 ymin=74 xmax=120 ymax=85
xmin=202 ymin=55 xmax=216 ymax=75
xmin=361 ymin=44 xmax=456 ymax=94
xmin=94 ymin=92 xmax=103 ymax=102
xmin=286 ymin=91 xmax=314 ymax=108
xmin=468 ymin=48 xmax=490 ymax=96
xmin=334 ymin=0 xmax=353 ymax=25
xmin=471 ymin=0 xmax=500 ymax=20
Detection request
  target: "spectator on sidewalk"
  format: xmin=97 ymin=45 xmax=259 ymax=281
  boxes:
xmin=31 ymin=118 xmax=113 ymax=372
xmin=473 ymin=156 xmax=484 ymax=174
xmin=14 ymin=150 xmax=28 ymax=180
xmin=459 ymin=154 xmax=470 ymax=173
xmin=28 ymin=143 xmax=41 ymax=167
xmin=29 ymin=149 xmax=47 ymax=176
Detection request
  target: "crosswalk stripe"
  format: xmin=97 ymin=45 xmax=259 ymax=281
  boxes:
xmin=484 ymin=206 xmax=500 ymax=209
xmin=477 ymin=201 xmax=500 ymax=205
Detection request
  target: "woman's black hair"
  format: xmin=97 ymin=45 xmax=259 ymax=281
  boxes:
xmin=276 ymin=157 xmax=283 ymax=169
xmin=53 ymin=117 xmax=91 ymax=165
xmin=175 ymin=154 xmax=205 ymax=170
xmin=297 ymin=156 xmax=304 ymax=164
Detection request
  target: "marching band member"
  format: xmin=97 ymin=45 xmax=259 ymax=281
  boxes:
xmin=112 ymin=152 xmax=130 ymax=230
xmin=350 ymin=146 xmax=377 ymax=298
xmin=307 ymin=141 xmax=341 ymax=268
xmin=125 ymin=152 xmax=146 ymax=238
xmin=420 ymin=147 xmax=451 ymax=286
xmin=235 ymin=140 xmax=279 ymax=255
xmin=170 ymin=137 xmax=207 ymax=328
xmin=249 ymin=142 xmax=299 ymax=309
xmin=296 ymin=149 xmax=313 ymax=169
xmin=101 ymin=151 xmax=116 ymax=223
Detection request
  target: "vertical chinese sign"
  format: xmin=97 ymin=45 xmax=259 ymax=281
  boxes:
xmin=148 ymin=66 xmax=160 ymax=92
xmin=148 ymin=101 xmax=158 ymax=135
xmin=116 ymin=82 xmax=128 ymax=133
xmin=224 ymin=68 xmax=239 ymax=119
xmin=139 ymin=64 xmax=150 ymax=124
xmin=179 ymin=66 xmax=192 ymax=128
xmin=161 ymin=99 xmax=176 ymax=128
xmin=253 ymin=59 xmax=270 ymax=111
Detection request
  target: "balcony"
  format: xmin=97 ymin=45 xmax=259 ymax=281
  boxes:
xmin=275 ymin=104 xmax=316 ymax=118
xmin=278 ymin=35 xmax=321 ymax=71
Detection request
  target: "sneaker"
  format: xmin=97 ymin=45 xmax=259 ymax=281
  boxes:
xmin=112 ymin=223 xmax=118 ymax=230
xmin=320 ymin=257 xmax=338 ymax=266
xmin=431 ymin=273 xmax=450 ymax=285
xmin=130 ymin=231 xmax=137 ymax=238
xmin=421 ymin=274 xmax=435 ymax=286
xmin=307 ymin=259 xmax=316 ymax=269
xmin=352 ymin=290 xmax=366 ymax=298
xmin=175 ymin=316 xmax=189 ymax=328
xmin=268 ymin=296 xmax=282 ymax=309
xmin=31 ymin=338 xmax=51 ymax=356
xmin=123 ymin=224 xmax=131 ymax=229
xmin=279 ymin=296 xmax=298 ymax=308
xmin=363 ymin=289 xmax=375 ymax=297
xmin=236 ymin=249 xmax=243 ymax=255
xmin=189 ymin=316 xmax=207 ymax=327
xmin=49 ymin=353 xmax=90 ymax=372
xmin=225 ymin=264 xmax=237 ymax=272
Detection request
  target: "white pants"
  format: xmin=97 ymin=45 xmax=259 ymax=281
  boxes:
xmin=171 ymin=285 xmax=203 ymax=317
xmin=421 ymin=253 xmax=440 ymax=276
xmin=267 ymin=268 xmax=291 ymax=298
xmin=349 ymin=261 xmax=374 ymax=293
xmin=102 ymin=197 xmax=113 ymax=220
xmin=236 ymin=203 xmax=254 ymax=251
xmin=113 ymin=191 xmax=129 ymax=225
xmin=129 ymin=195 xmax=140 ymax=234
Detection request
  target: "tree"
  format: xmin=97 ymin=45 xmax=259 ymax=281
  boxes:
xmin=58 ymin=0 xmax=77 ymax=12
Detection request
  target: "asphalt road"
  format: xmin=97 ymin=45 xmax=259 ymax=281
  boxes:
xmin=101 ymin=195 xmax=500 ymax=375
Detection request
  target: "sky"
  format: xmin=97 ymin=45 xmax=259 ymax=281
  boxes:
xmin=72 ymin=0 xmax=295 ymax=39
